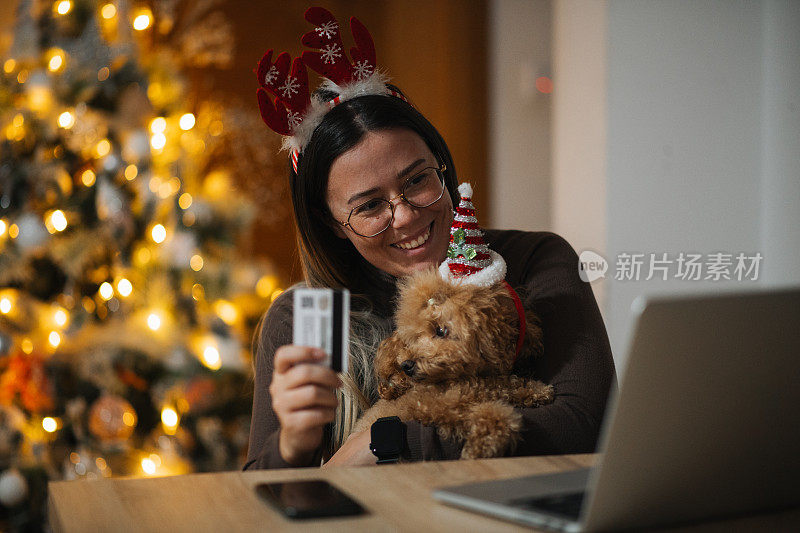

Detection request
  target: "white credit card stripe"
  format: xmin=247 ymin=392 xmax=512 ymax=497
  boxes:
xmin=292 ymin=288 xmax=349 ymax=374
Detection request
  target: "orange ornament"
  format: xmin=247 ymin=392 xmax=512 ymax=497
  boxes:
xmin=88 ymin=394 xmax=137 ymax=442
xmin=0 ymin=351 xmax=54 ymax=413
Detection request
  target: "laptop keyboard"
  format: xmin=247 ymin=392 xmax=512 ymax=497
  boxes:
xmin=514 ymin=491 xmax=586 ymax=520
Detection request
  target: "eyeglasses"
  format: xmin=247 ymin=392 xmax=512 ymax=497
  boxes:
xmin=339 ymin=164 xmax=447 ymax=238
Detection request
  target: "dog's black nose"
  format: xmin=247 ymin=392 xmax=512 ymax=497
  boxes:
xmin=400 ymin=360 xmax=416 ymax=376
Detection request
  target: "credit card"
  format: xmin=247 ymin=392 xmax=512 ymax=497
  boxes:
xmin=293 ymin=288 xmax=350 ymax=373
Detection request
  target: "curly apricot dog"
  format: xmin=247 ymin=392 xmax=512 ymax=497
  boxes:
xmin=355 ymin=268 xmax=554 ymax=459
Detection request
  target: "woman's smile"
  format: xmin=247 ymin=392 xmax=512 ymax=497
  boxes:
xmin=392 ymin=222 xmax=432 ymax=250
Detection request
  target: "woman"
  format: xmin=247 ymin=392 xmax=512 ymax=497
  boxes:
xmin=243 ymin=81 xmax=616 ymax=469
xmin=245 ymin=7 xmax=614 ymax=468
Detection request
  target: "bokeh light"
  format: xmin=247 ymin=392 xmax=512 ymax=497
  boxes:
xmin=117 ymin=278 xmax=132 ymax=297
xmin=55 ymin=1 xmax=72 ymax=16
xmin=202 ymin=346 xmax=221 ymax=370
xmin=178 ymin=193 xmax=192 ymax=210
xmin=81 ymin=169 xmax=96 ymax=187
xmin=179 ymin=113 xmax=195 ymax=130
xmin=150 ymin=132 xmax=166 ymax=150
xmin=48 ymin=331 xmax=61 ymax=348
xmin=536 ymin=76 xmax=554 ymax=94
xmin=42 ymin=417 xmax=58 ymax=433
xmin=133 ymin=9 xmax=152 ymax=31
xmin=150 ymin=117 xmax=166 ymax=133
xmin=124 ymin=164 xmax=138 ymax=180
xmin=50 ymin=210 xmax=68 ymax=232
xmin=151 ymin=224 xmax=166 ymax=243
xmin=58 ymin=110 xmax=75 ymax=128
xmin=101 ymin=3 xmax=117 ymax=19
xmin=147 ymin=312 xmax=162 ymax=331
xmin=98 ymin=282 xmax=114 ymax=301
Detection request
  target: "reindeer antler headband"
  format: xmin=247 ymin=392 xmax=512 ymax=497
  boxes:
xmin=256 ymin=7 xmax=408 ymax=173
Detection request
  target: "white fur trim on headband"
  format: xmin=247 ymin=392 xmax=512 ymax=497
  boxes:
xmin=281 ymin=71 xmax=394 ymax=154
xmin=439 ymin=249 xmax=507 ymax=287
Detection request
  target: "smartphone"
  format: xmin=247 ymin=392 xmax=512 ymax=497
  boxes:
xmin=255 ymin=479 xmax=366 ymax=519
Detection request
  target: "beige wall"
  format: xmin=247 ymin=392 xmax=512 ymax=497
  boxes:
xmin=488 ymin=0 xmax=552 ymax=233
xmin=487 ymin=0 xmax=608 ymax=311
xmin=552 ymin=0 xmax=608 ymax=309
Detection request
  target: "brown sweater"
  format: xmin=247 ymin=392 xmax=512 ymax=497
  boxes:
xmin=243 ymin=230 xmax=616 ymax=469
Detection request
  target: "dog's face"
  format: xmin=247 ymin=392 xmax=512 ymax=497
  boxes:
xmin=376 ymin=268 xmax=542 ymax=399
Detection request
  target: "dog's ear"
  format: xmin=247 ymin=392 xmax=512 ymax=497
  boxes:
xmin=464 ymin=285 xmax=519 ymax=373
xmin=375 ymin=335 xmax=412 ymax=400
xmin=521 ymin=308 xmax=544 ymax=359
xmin=472 ymin=285 xmax=544 ymax=370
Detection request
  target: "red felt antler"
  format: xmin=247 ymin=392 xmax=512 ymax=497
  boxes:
xmin=255 ymin=49 xmax=310 ymax=135
xmin=348 ymin=16 xmax=377 ymax=80
xmin=300 ymin=7 xmax=377 ymax=84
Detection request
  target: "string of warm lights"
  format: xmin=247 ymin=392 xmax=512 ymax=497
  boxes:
xmin=1 ymin=0 xmax=208 ymax=261
xmin=0 ymin=0 xmax=283 ymax=493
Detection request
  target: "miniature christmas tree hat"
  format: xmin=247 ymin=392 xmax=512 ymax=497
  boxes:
xmin=439 ymin=183 xmax=507 ymax=286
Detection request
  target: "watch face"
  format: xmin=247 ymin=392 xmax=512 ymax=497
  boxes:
xmin=372 ymin=418 xmax=404 ymax=455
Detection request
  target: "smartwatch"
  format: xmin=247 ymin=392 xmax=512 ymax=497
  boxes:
xmin=369 ymin=416 xmax=406 ymax=464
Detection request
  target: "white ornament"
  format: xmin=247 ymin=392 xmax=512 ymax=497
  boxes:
xmin=279 ymin=76 xmax=300 ymax=98
xmin=15 ymin=212 xmax=48 ymax=250
xmin=216 ymin=334 xmax=245 ymax=371
xmin=164 ymin=230 xmax=197 ymax=267
xmin=263 ymin=65 xmax=278 ymax=86
xmin=314 ymin=21 xmax=338 ymax=40
xmin=353 ymin=60 xmax=374 ymax=80
xmin=122 ymin=130 xmax=149 ymax=163
xmin=96 ymin=180 xmax=125 ymax=220
xmin=0 ymin=469 xmax=28 ymax=506
xmin=164 ymin=348 xmax=192 ymax=373
xmin=320 ymin=43 xmax=342 ymax=65
xmin=24 ymin=70 xmax=51 ymax=92
xmin=102 ymin=154 xmax=121 ymax=172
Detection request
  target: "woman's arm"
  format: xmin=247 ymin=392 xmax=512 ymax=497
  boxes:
xmin=244 ymin=290 xmax=339 ymax=469
xmin=512 ymin=231 xmax=615 ymax=454
xmin=244 ymin=292 xmax=297 ymax=469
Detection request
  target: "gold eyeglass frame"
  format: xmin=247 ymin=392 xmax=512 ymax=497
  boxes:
xmin=339 ymin=164 xmax=448 ymax=238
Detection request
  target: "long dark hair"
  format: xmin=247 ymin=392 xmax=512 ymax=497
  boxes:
xmin=291 ymin=86 xmax=459 ymax=306
xmin=288 ymin=87 xmax=461 ymax=450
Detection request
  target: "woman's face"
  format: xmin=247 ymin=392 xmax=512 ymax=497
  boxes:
xmin=326 ymin=128 xmax=454 ymax=279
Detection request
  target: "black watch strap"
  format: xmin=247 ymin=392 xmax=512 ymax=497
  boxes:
xmin=370 ymin=416 xmax=406 ymax=464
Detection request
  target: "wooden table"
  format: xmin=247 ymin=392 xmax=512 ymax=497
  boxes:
xmin=49 ymin=454 xmax=800 ymax=532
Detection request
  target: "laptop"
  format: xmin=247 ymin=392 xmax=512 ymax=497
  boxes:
xmin=433 ymin=288 xmax=800 ymax=531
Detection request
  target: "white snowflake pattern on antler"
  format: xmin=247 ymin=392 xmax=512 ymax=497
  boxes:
xmin=320 ymin=43 xmax=343 ymax=65
xmin=263 ymin=65 xmax=278 ymax=86
xmin=286 ymin=110 xmax=303 ymax=130
xmin=314 ymin=21 xmax=338 ymax=40
xmin=279 ymin=76 xmax=300 ymax=98
xmin=353 ymin=60 xmax=374 ymax=80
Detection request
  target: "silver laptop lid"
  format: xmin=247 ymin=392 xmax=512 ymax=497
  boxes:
xmin=583 ymin=287 xmax=800 ymax=531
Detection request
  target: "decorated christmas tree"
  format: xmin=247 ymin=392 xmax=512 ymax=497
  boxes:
xmin=0 ymin=0 xmax=282 ymax=528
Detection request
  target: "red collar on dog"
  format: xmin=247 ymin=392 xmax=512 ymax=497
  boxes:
xmin=503 ymin=281 xmax=526 ymax=363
